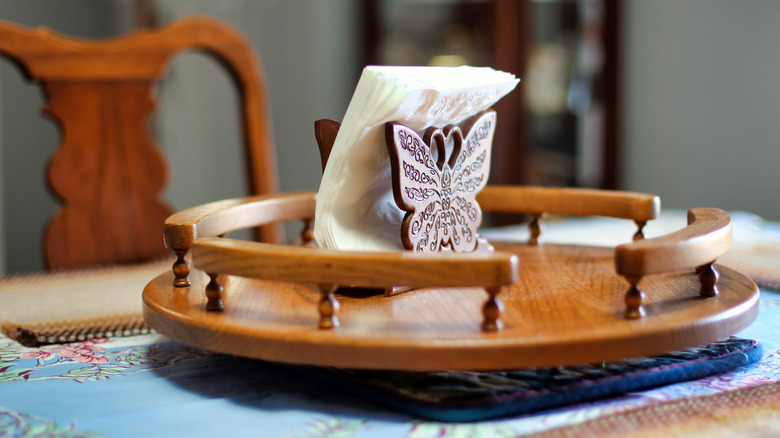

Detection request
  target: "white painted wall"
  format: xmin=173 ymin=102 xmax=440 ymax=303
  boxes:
xmin=153 ymin=0 xmax=360 ymax=242
xmin=621 ymin=0 xmax=780 ymax=220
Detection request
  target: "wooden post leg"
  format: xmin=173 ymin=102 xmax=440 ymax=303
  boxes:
xmin=624 ymin=276 xmax=646 ymax=319
xmin=301 ymin=218 xmax=315 ymax=246
xmin=172 ymin=249 xmax=190 ymax=287
xmin=528 ymin=214 xmax=543 ymax=246
xmin=698 ymin=261 xmax=719 ymax=298
xmin=633 ymin=220 xmax=647 ymax=241
xmin=205 ymin=273 xmax=224 ymax=311
xmin=482 ymin=287 xmax=504 ymax=332
xmin=318 ymin=284 xmax=340 ymax=329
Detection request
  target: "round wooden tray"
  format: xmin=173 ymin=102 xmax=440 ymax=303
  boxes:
xmin=143 ymin=241 xmax=759 ymax=371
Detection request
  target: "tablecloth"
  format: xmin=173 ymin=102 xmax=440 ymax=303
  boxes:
xmin=2 ymin=210 xmax=779 ymax=437
xmin=0 ymin=288 xmax=778 ymax=437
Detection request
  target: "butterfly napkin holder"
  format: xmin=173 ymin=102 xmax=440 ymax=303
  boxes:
xmin=385 ymin=110 xmax=495 ymax=255
xmin=316 ymin=110 xmax=496 ymax=258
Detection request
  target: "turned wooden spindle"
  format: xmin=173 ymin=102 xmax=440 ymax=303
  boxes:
xmin=624 ymin=276 xmax=646 ymax=319
xmin=528 ymin=213 xmax=543 ymax=246
xmin=172 ymin=249 xmax=191 ymax=287
xmin=633 ymin=220 xmax=647 ymax=241
xmin=698 ymin=261 xmax=719 ymax=298
xmin=301 ymin=218 xmax=315 ymax=246
xmin=205 ymin=273 xmax=224 ymax=311
xmin=317 ymin=284 xmax=340 ymax=329
xmin=481 ymin=286 xmax=505 ymax=332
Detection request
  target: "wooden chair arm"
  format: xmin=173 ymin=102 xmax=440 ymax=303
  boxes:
xmin=477 ymin=185 xmax=660 ymax=221
xmin=615 ymin=208 xmax=732 ymax=278
xmin=164 ymin=192 xmax=316 ymax=251
xmin=192 ymin=238 xmax=518 ymax=289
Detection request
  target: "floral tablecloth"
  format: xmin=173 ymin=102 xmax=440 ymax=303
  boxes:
xmin=3 ymin=211 xmax=780 ymax=437
xmin=0 ymin=288 xmax=778 ymax=438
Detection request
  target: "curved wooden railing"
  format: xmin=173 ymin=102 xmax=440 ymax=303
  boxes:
xmin=615 ymin=208 xmax=732 ymax=318
xmin=194 ymin=238 xmax=517 ymax=331
xmin=163 ymin=189 xmax=730 ymax=326
xmin=164 ymin=192 xmax=316 ymax=287
xmin=477 ymin=185 xmax=660 ymax=244
xmin=164 ymin=191 xmax=517 ymax=331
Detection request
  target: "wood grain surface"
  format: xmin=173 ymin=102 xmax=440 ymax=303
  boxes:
xmin=143 ymin=241 xmax=758 ymax=371
xmin=0 ymin=18 xmax=280 ymax=268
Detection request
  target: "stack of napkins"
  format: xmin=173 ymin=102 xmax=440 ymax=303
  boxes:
xmin=315 ymin=65 xmax=519 ymax=252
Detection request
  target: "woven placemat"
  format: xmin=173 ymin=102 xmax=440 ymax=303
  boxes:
xmin=0 ymin=258 xmax=173 ymax=346
xmin=527 ymin=380 xmax=780 ymax=438
xmin=720 ymin=243 xmax=780 ymax=291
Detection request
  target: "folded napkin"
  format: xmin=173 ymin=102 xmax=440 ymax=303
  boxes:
xmin=314 ymin=65 xmax=519 ymax=252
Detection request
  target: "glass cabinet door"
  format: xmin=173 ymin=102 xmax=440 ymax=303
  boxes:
xmin=362 ymin=0 xmax=621 ymax=190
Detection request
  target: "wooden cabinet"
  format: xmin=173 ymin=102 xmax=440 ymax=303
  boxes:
xmin=362 ymin=0 xmax=621 ymax=190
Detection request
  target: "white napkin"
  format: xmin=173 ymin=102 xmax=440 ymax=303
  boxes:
xmin=315 ymin=66 xmax=519 ymax=252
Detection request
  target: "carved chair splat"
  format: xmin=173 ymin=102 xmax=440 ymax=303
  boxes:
xmin=0 ymin=17 xmax=280 ymax=270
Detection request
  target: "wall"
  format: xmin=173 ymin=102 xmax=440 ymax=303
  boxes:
xmin=153 ymin=0 xmax=360 ymax=207
xmin=621 ymin=0 xmax=780 ymax=220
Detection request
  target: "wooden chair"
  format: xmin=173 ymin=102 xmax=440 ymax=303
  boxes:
xmin=0 ymin=17 xmax=280 ymax=270
xmin=0 ymin=17 xmax=281 ymax=346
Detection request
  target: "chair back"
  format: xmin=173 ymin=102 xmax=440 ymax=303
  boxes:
xmin=0 ymin=17 xmax=280 ymax=269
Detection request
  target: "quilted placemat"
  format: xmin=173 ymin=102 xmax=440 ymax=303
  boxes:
xmin=298 ymin=337 xmax=761 ymax=422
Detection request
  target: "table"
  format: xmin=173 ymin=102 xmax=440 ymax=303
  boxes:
xmin=2 ymin=211 xmax=779 ymax=437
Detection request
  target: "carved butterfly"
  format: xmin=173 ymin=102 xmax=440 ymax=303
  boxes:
xmin=385 ymin=110 xmax=496 ymax=253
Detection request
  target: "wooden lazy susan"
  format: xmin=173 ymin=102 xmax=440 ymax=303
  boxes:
xmin=143 ymin=189 xmax=758 ymax=371
xmin=143 ymin=114 xmax=758 ymax=371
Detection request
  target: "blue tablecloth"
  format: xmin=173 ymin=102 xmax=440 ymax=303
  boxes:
xmin=3 ymin=210 xmax=779 ymax=437
xmin=0 ymin=288 xmax=777 ymax=438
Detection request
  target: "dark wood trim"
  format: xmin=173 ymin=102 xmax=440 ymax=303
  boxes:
xmin=491 ymin=0 xmax=531 ymax=187
xmin=360 ymin=1 xmax=381 ymax=66
xmin=602 ymin=0 xmax=622 ymax=189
